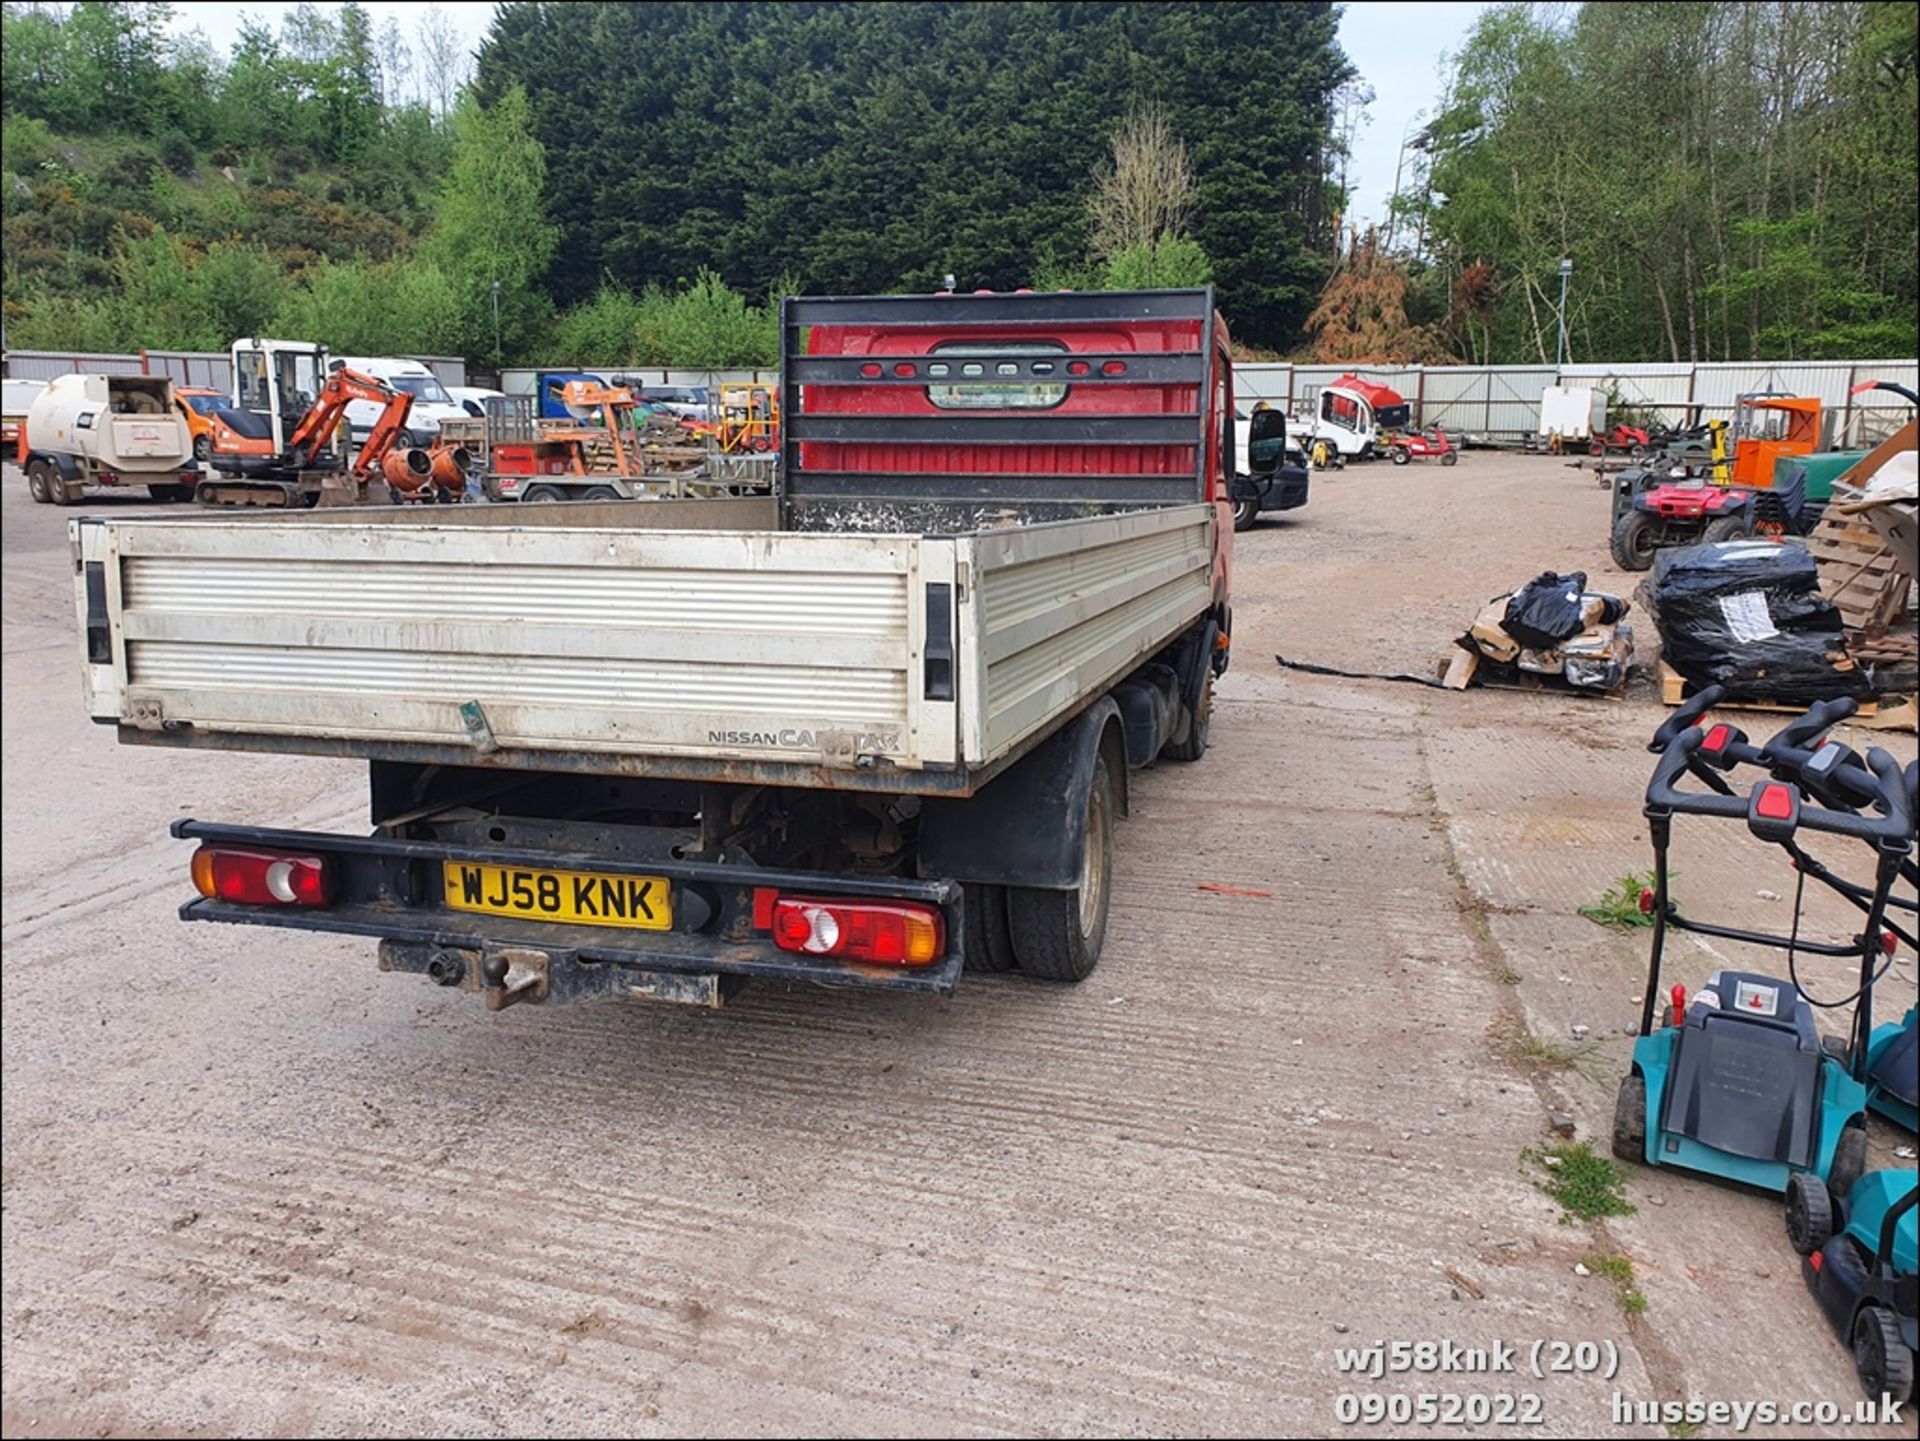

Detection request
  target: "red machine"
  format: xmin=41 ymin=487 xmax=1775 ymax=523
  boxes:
xmin=1386 ymin=426 xmax=1458 ymax=466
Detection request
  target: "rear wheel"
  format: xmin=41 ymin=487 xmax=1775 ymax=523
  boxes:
xmin=1702 ymin=515 xmax=1753 ymax=545
xmin=961 ymin=883 xmax=1019 ymax=973
xmin=1440 ymin=450 xmax=1458 ymax=467
xmin=520 ymin=484 xmax=563 ymax=503
xmin=1828 ymin=1123 xmax=1867 ymax=1197
xmin=1163 ymin=665 xmax=1213 ymax=763
xmin=1612 ymin=1072 xmax=1648 ymax=1164
xmin=1785 ymin=1172 xmax=1834 ymax=1255
xmin=1391 ymin=445 xmax=1411 ymax=466
xmin=1232 ymin=494 xmax=1258 ymax=532
xmin=1610 ymin=510 xmax=1660 ymax=571
xmin=26 ymin=459 xmax=53 ymax=504
xmin=580 ymin=485 xmax=621 ymax=500
xmin=1853 ymin=1307 xmax=1913 ymax=1406
xmin=1008 ymin=753 xmax=1113 ymax=983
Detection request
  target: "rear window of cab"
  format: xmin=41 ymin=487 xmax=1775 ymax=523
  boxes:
xmin=926 ymin=340 xmax=1068 ymax=409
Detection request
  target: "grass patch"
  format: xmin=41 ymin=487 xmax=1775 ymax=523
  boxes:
xmin=1666 ymin=1421 xmax=1701 ymax=1439
xmin=1582 ymin=1251 xmax=1648 ymax=1314
xmin=1578 ymin=870 xmax=1661 ymax=930
xmin=1525 ymin=1142 xmax=1636 ymax=1223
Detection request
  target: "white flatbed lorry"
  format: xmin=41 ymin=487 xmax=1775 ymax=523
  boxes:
xmin=72 ymin=290 xmax=1239 ymax=1006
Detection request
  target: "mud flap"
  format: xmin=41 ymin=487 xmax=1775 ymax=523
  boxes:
xmin=917 ymin=696 xmax=1126 ymax=890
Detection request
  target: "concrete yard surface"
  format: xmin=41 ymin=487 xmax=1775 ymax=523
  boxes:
xmin=3 ymin=455 xmax=1914 ymax=1437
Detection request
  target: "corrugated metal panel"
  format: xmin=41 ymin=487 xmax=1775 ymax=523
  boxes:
xmin=414 ymin=355 xmax=467 ymax=388
xmin=1233 ymin=363 xmax=1293 ymax=409
xmin=100 ymin=519 xmax=930 ymax=767
xmin=971 ymin=507 xmax=1212 ymax=762
xmin=4 ymin=350 xmax=150 ymax=380
xmin=1559 ymin=364 xmax=1692 ymax=418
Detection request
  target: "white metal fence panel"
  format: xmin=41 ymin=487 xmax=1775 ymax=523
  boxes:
xmin=1232 ymin=363 xmax=1293 ymax=409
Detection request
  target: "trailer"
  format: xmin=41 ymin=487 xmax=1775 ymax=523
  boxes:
xmin=71 ymin=289 xmax=1236 ymax=1010
xmin=23 ymin=373 xmax=201 ymax=504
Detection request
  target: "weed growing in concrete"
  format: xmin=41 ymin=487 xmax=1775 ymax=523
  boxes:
xmin=1578 ymin=870 xmax=1661 ymax=930
xmin=1524 ymin=1141 xmax=1636 ymax=1223
xmin=1583 ymin=1251 xmax=1648 ymax=1313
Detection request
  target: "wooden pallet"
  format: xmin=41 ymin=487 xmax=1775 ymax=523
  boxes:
xmin=1807 ymin=505 xmax=1913 ymax=631
xmin=1657 ymin=660 xmax=1915 ymax=731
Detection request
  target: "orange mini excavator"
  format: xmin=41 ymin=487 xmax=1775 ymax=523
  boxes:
xmin=203 ymin=339 xmax=470 ymax=507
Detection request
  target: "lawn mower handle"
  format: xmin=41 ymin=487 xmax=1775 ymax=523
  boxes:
xmin=1648 ymin=732 xmax=1912 ymax=845
xmin=1646 ymin=729 xmax=1745 ymax=819
xmin=1792 ymin=749 xmax=1913 ymax=846
xmin=1760 ymin=696 xmax=1858 ymax=757
xmin=1649 ymin=685 xmax=1725 ymax=752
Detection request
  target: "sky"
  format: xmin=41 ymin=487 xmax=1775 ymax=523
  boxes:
xmin=162 ymin=0 xmax=1488 ymax=226
xmin=1336 ymin=1 xmax=1493 ymax=228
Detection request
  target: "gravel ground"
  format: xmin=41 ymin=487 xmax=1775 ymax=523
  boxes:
xmin=3 ymin=455 xmax=1913 ymax=1437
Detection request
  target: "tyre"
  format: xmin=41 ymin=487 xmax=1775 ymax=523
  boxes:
xmin=1827 ymin=1123 xmax=1867 ymax=1198
xmin=26 ymin=459 xmax=52 ymax=504
xmin=1612 ymin=1071 xmax=1648 ymax=1164
xmin=1702 ymin=515 xmax=1753 ymax=545
xmin=1610 ymin=510 xmax=1660 ymax=571
xmin=1391 ymin=445 xmax=1411 ymax=466
xmin=193 ymin=433 xmax=211 ymax=463
xmin=1853 ymin=1307 xmax=1913 ymax=1406
xmin=520 ymin=484 xmax=563 ymax=503
xmin=1784 ymin=1172 xmax=1834 ymax=1255
xmin=580 ymin=485 xmax=621 ymax=501
xmin=1162 ymin=664 xmax=1213 ymax=763
xmin=1232 ymin=494 xmax=1258 ymax=532
xmin=961 ymin=882 xmax=1019 ymax=973
xmin=48 ymin=471 xmax=79 ymax=506
xmin=1008 ymin=753 xmax=1114 ymax=982
xmin=1440 ymin=450 xmax=1458 ymax=467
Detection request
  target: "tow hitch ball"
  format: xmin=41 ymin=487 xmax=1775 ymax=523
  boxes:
xmin=480 ymin=949 xmax=550 ymax=1011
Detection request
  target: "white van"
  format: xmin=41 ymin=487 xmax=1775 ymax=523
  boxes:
xmin=333 ymin=357 xmax=469 ymax=446
xmin=448 ymin=384 xmax=507 ymax=418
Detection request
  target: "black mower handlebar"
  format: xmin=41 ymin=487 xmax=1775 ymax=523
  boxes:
xmin=1761 ymin=697 xmax=1858 ymax=757
xmin=1649 ymin=684 xmax=1725 ymax=752
xmin=1647 ymin=728 xmax=1914 ymax=846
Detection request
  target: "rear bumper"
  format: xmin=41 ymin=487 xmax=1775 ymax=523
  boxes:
xmin=172 ymin=818 xmax=964 ymax=1001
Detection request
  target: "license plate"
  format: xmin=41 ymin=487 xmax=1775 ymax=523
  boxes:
xmin=443 ymin=861 xmax=672 ymax=931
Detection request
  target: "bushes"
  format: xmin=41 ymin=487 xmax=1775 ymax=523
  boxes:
xmin=550 ymin=272 xmax=783 ymax=367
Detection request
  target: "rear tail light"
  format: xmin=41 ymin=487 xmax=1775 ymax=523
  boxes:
xmin=191 ymin=846 xmax=335 ymax=907
xmin=763 ymin=893 xmax=944 ymax=967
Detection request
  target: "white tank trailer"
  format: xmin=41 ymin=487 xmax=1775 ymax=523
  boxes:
xmin=22 ymin=373 xmax=200 ymax=505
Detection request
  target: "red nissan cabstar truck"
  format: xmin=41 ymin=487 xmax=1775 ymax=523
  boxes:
xmin=72 ymin=289 xmax=1237 ymax=1008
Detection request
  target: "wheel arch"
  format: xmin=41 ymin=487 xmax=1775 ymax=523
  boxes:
xmin=918 ymin=695 xmax=1128 ymax=891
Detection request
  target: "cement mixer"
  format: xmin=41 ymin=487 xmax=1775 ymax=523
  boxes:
xmin=22 ymin=374 xmax=202 ymax=505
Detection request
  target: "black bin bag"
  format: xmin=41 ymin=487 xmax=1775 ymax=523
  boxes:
xmin=1502 ymin=571 xmax=1591 ymax=650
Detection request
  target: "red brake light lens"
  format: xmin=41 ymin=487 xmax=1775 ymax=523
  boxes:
xmin=766 ymin=895 xmax=945 ymax=967
xmin=190 ymin=846 xmax=335 ymax=907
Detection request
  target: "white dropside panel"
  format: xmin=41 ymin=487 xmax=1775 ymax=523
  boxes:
xmin=83 ymin=519 xmax=944 ymax=769
xmin=966 ymin=505 xmax=1214 ymax=763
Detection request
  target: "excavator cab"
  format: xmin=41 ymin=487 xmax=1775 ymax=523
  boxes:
xmin=225 ymin=340 xmax=333 ymax=460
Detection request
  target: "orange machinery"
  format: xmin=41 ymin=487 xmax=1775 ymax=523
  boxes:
xmin=204 ymin=339 xmax=469 ymax=506
xmin=1726 ymin=393 xmax=1822 ymax=487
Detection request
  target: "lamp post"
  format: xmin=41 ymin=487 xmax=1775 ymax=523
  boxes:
xmin=1554 ymin=258 xmax=1573 ymax=369
xmin=490 ymin=279 xmax=502 ymax=363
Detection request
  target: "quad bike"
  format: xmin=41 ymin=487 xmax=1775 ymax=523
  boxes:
xmin=1607 ymin=421 xmax=1822 ymax=570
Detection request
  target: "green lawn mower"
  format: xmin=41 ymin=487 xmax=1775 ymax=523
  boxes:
xmin=1614 ymin=690 xmax=1915 ymax=1196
